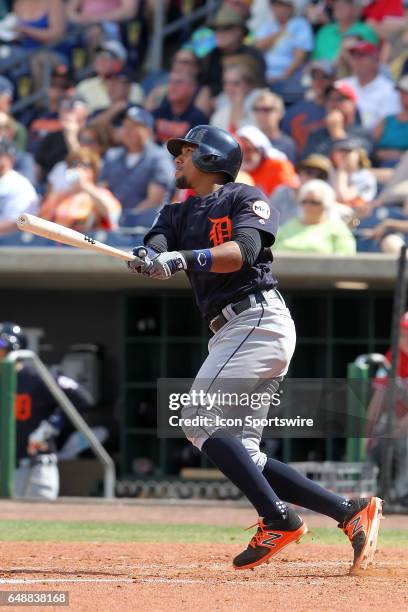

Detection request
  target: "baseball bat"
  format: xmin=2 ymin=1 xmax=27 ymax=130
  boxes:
xmin=17 ymin=213 xmax=136 ymax=262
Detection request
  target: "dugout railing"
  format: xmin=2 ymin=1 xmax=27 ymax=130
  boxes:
xmin=0 ymin=350 xmax=116 ymax=499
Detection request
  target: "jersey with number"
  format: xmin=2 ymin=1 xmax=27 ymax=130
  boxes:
xmin=144 ymin=182 xmax=279 ymax=320
xmin=15 ymin=366 xmax=89 ymax=461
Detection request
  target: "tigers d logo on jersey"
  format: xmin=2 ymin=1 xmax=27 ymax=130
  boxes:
xmin=208 ymin=216 xmax=232 ymax=246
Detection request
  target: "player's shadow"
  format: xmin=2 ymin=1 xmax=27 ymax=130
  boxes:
xmin=2 ymin=568 xmax=129 ymax=577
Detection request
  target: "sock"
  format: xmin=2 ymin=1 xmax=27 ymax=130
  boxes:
xmin=202 ymin=433 xmax=285 ymax=520
xmin=263 ymin=458 xmax=351 ymax=523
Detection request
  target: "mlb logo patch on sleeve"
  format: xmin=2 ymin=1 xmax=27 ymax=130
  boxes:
xmin=252 ymin=201 xmax=270 ymax=220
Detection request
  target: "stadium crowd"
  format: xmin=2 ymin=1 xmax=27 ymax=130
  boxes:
xmin=1 ymin=0 xmax=408 ymax=254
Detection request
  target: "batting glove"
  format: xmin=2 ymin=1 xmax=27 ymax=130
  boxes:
xmin=148 ymin=251 xmax=187 ymax=280
xmin=127 ymin=246 xmax=157 ymax=275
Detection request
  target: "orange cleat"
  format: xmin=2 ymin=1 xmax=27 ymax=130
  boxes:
xmin=233 ymin=508 xmax=308 ymax=570
xmin=340 ymin=497 xmax=383 ymax=570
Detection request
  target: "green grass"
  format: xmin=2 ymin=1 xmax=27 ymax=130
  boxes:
xmin=0 ymin=520 xmax=407 ymax=546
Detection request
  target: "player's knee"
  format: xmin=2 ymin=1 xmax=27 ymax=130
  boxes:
xmin=242 ymin=437 xmax=267 ymax=471
xmin=180 ymin=403 xmax=211 ymax=450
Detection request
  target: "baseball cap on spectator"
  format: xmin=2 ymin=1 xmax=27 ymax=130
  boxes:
xmin=297 ymin=154 xmax=333 ymax=180
xmin=59 ymin=94 xmax=88 ymax=111
xmin=396 ymin=75 xmax=408 ymax=93
xmin=308 ymin=60 xmax=336 ymax=78
xmin=126 ymin=106 xmax=154 ymax=130
xmin=96 ymin=40 xmax=127 ymax=63
xmin=0 ymin=139 xmax=16 ymax=157
xmin=50 ymin=64 xmax=74 ymax=89
xmin=328 ymin=81 xmax=357 ymax=103
xmin=331 ymin=137 xmax=362 ymax=152
xmin=0 ymin=76 xmax=13 ymax=98
xmin=348 ymin=40 xmax=380 ymax=56
xmin=209 ymin=6 xmax=249 ymax=35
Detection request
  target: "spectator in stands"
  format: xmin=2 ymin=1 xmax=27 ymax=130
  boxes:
xmin=76 ymin=40 xmax=143 ymax=113
xmin=0 ymin=111 xmax=35 ymax=184
xmin=273 ymin=179 xmax=356 ymax=254
xmin=252 ymin=89 xmax=296 ymax=162
xmin=363 ymin=0 xmax=405 ymax=39
xmin=270 ymin=153 xmax=333 ymax=225
xmin=35 ymin=96 xmax=90 ymax=185
xmin=373 ymin=75 xmax=408 ymax=167
xmin=281 ymin=60 xmax=336 ymax=158
xmin=303 ymin=81 xmax=373 ymax=158
xmin=13 ymin=0 xmax=68 ymax=91
xmin=365 ymin=310 xmax=408 ymax=507
xmin=236 ymin=124 xmax=298 ymax=197
xmin=153 ymin=72 xmax=208 ymax=146
xmin=305 ymin=0 xmax=334 ymax=30
xmin=210 ymin=64 xmax=259 ymax=134
xmin=200 ymin=6 xmax=266 ymax=100
xmin=100 ymin=106 xmax=175 ymax=228
xmin=39 ymin=147 xmax=121 ymax=232
xmin=312 ymin=0 xmax=379 ymax=62
xmin=47 ymin=122 xmax=111 ymax=193
xmin=26 ymin=64 xmax=75 ymax=154
xmin=254 ymin=0 xmax=314 ymax=103
xmin=339 ymin=40 xmax=401 ymax=129
xmin=330 ymin=137 xmax=377 ymax=208
xmin=66 ymin=1 xmax=138 ymax=36
xmin=361 ymin=204 xmax=408 ymax=253
xmin=144 ymin=49 xmax=205 ymax=112
xmin=0 ymin=76 xmax=27 ymax=151
xmin=89 ymin=67 xmax=132 ymax=135
xmin=67 ymin=0 xmax=140 ymax=70
xmin=0 ymin=139 xmax=38 ymax=236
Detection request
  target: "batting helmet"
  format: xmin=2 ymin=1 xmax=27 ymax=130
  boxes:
xmin=167 ymin=125 xmax=242 ymax=182
xmin=0 ymin=322 xmax=27 ymax=352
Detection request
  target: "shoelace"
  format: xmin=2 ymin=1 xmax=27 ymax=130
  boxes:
xmin=245 ymin=520 xmax=268 ymax=549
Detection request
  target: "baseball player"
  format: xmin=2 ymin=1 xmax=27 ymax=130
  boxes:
xmin=0 ymin=322 xmax=90 ymax=500
xmin=128 ymin=126 xmax=383 ymax=571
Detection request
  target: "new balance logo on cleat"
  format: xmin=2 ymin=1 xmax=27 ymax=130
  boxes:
xmin=261 ymin=532 xmax=283 ymax=547
xmin=349 ymin=516 xmax=364 ymax=537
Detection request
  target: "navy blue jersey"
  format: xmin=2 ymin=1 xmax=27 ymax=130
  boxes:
xmin=14 ymin=366 xmax=90 ymax=461
xmin=144 ymin=182 xmax=279 ymax=320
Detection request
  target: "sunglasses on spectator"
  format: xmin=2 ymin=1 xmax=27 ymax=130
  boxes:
xmin=79 ymin=136 xmax=98 ymax=145
xmin=215 ymin=25 xmax=239 ymax=32
xmin=311 ymin=71 xmax=331 ymax=80
xmin=253 ymin=106 xmax=279 ymax=113
xmin=223 ymin=79 xmax=244 ymax=86
xmin=69 ymin=161 xmax=93 ymax=169
xmin=300 ymin=198 xmax=323 ymax=206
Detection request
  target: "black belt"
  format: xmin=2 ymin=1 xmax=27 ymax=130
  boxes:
xmin=209 ymin=292 xmax=268 ymax=334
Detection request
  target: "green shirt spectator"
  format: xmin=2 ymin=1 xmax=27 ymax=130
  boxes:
xmin=273 ymin=179 xmax=356 ymax=255
xmin=274 ymin=217 xmax=356 ymax=254
xmin=313 ymin=22 xmax=379 ymax=62
xmin=312 ymin=0 xmax=379 ymax=61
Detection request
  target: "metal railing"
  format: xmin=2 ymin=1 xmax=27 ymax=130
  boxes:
xmin=1 ymin=350 xmax=116 ymax=498
xmin=150 ymin=0 xmax=221 ymax=71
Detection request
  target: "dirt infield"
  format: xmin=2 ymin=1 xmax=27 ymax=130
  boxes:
xmin=0 ymin=501 xmax=407 ymax=612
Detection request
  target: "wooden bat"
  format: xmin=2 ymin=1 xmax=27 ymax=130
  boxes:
xmin=17 ymin=214 xmax=137 ymax=262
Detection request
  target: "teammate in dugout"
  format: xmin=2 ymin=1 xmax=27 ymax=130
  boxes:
xmin=0 ymin=322 xmax=90 ymax=500
xmin=127 ymin=125 xmax=383 ymax=571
